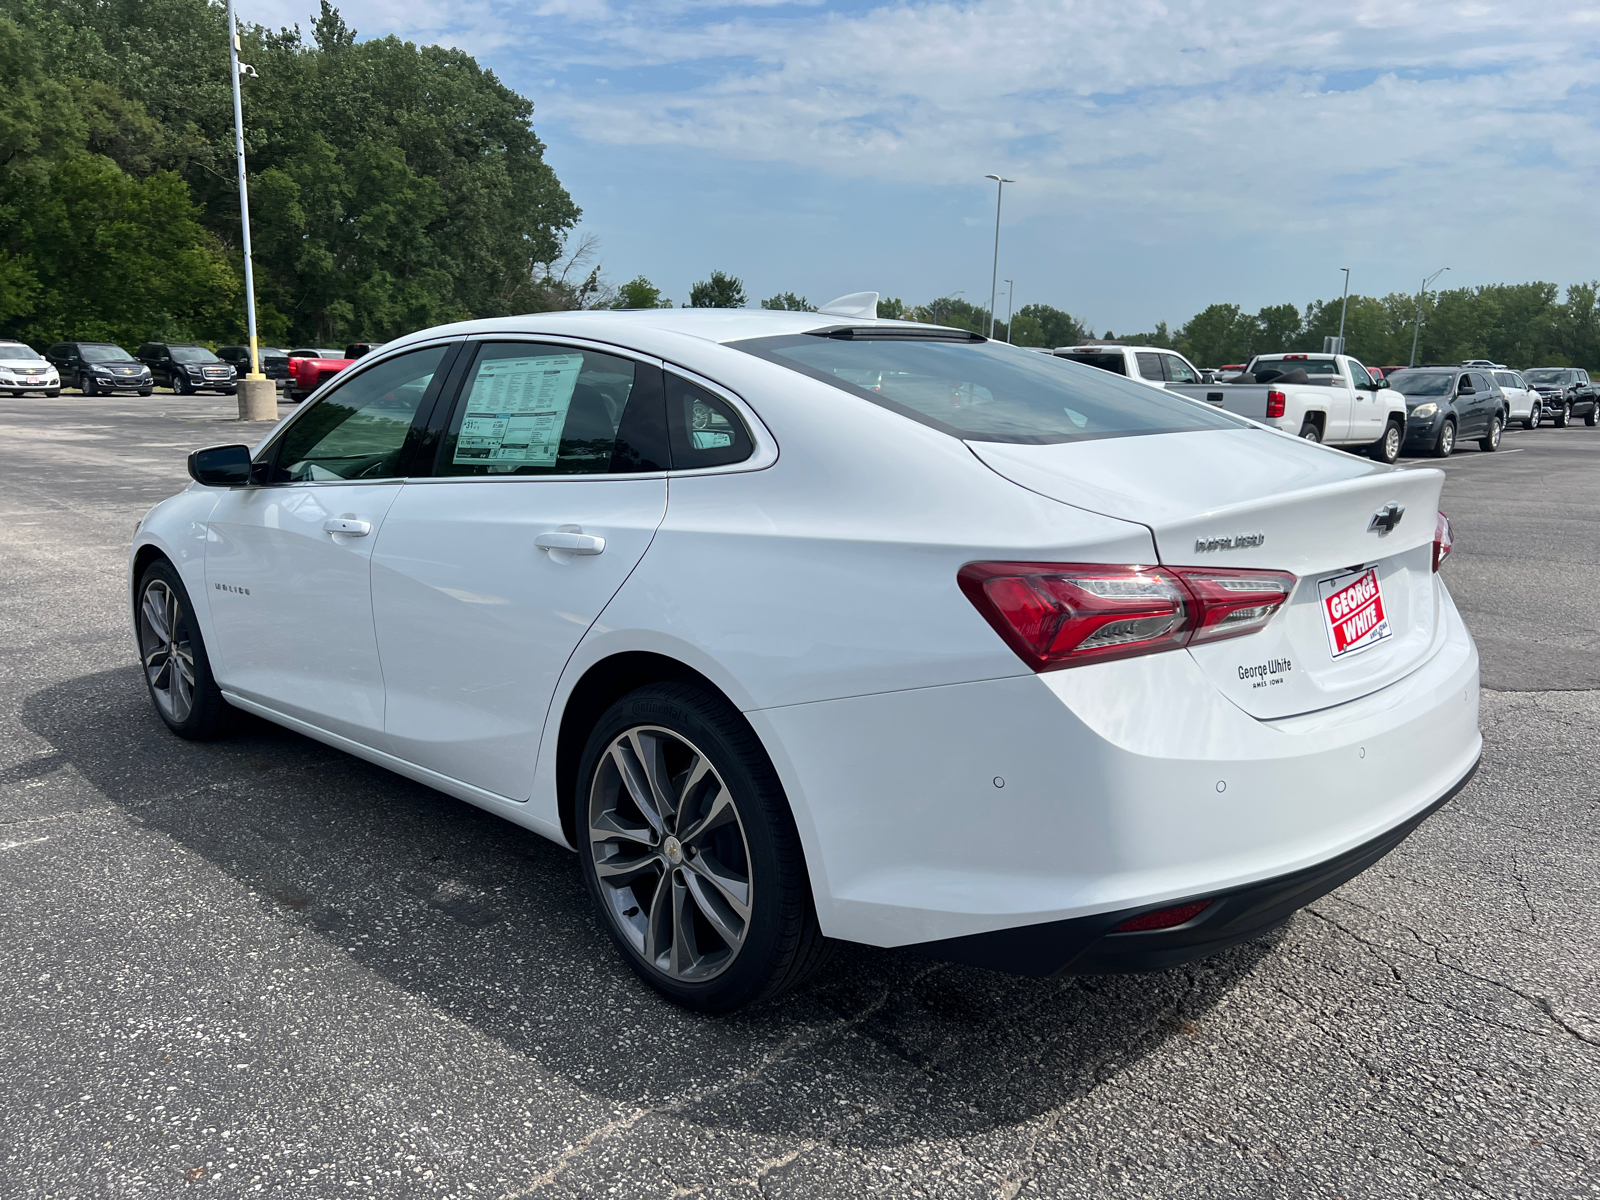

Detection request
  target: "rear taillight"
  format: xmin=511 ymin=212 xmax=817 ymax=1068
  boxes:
xmin=1265 ymin=390 xmax=1286 ymax=418
xmin=1113 ymin=900 xmax=1213 ymax=933
xmin=1433 ymin=511 xmax=1453 ymax=571
xmin=958 ymin=562 xmax=1297 ymax=671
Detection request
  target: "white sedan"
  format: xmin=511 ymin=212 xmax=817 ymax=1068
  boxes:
xmin=130 ymin=298 xmax=1482 ymax=1012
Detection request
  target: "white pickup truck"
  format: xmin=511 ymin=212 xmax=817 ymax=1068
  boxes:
xmin=1051 ymin=344 xmax=1211 ymax=390
xmin=1167 ymin=352 xmax=1409 ymax=464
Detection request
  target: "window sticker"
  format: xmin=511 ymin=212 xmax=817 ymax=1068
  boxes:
xmin=454 ymin=353 xmax=584 ymax=468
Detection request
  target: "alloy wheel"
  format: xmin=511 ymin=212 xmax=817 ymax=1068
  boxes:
xmin=1490 ymin=416 xmax=1502 ymax=448
xmin=1439 ymin=422 xmax=1454 ymax=456
xmin=1382 ymin=424 xmax=1401 ymax=462
xmin=138 ymin=579 xmax=196 ymax=723
xmin=587 ymin=726 xmax=752 ymax=982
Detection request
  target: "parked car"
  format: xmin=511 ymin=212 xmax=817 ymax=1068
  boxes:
xmin=1167 ymin=352 xmax=1409 ymax=463
xmin=1391 ymin=368 xmax=1507 ymax=457
xmin=136 ymin=343 xmax=237 ymax=394
xmin=1460 ymin=359 xmax=1507 ymax=371
xmin=1490 ymin=370 xmax=1543 ymax=429
xmin=0 ymin=340 xmax=62 ymax=396
xmin=345 ymin=342 xmax=385 ymax=360
xmin=44 ymin=341 xmax=151 ymax=395
xmin=217 ymin=345 xmax=291 ymax=386
xmin=132 ymin=303 xmax=1480 ymax=1013
xmin=1522 ymin=367 xmax=1598 ymax=428
xmin=285 ymin=348 xmax=352 ymax=401
xmin=1051 ymin=344 xmax=1209 ymax=389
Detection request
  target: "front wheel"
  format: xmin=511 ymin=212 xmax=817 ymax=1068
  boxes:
xmin=1479 ymin=413 xmax=1503 ymax=452
xmin=1298 ymin=420 xmax=1322 ymax=443
xmin=1555 ymin=402 xmax=1572 ymax=428
xmin=1370 ymin=420 xmax=1403 ymax=464
xmin=138 ymin=388 xmax=152 ymax=397
xmin=136 ymin=560 xmax=234 ymax=739
xmin=1586 ymin=403 xmax=1598 ymax=428
xmin=1432 ymin=418 xmax=1456 ymax=458
xmin=576 ymin=683 xmax=831 ymax=1012
xmin=1524 ymin=404 xmax=1540 ymax=430
xmin=80 ymin=372 xmax=97 ymax=396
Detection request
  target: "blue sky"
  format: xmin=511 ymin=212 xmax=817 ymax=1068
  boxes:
xmin=251 ymin=0 xmax=1600 ymax=330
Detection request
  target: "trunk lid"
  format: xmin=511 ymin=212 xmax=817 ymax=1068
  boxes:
xmin=969 ymin=428 xmax=1446 ymax=718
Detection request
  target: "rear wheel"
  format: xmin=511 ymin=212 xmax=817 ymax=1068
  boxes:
xmin=1298 ymin=420 xmax=1322 ymax=443
xmin=1370 ymin=419 xmax=1403 ymax=464
xmin=1432 ymin=418 xmax=1456 ymax=458
xmin=1479 ymin=413 xmax=1503 ymax=452
xmin=1555 ymin=402 xmax=1571 ymax=428
xmin=576 ymin=683 xmax=831 ymax=1012
xmin=136 ymin=560 xmax=234 ymax=739
xmin=1524 ymin=404 xmax=1540 ymax=430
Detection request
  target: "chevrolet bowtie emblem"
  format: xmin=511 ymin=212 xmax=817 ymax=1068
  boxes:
xmin=1369 ymin=503 xmax=1405 ymax=534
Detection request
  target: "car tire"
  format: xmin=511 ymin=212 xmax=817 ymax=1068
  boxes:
xmin=1555 ymin=402 xmax=1571 ymax=428
xmin=1479 ymin=413 xmax=1503 ymax=452
xmin=138 ymin=388 xmax=152 ymax=397
xmin=1432 ymin=418 xmax=1456 ymax=458
xmin=175 ymin=379 xmax=193 ymax=395
xmin=1524 ymin=404 xmax=1540 ymax=430
xmin=1586 ymin=404 xmax=1598 ymax=428
xmin=1370 ymin=419 xmax=1403 ymax=464
xmin=46 ymin=389 xmax=60 ymax=398
xmin=136 ymin=559 xmax=235 ymax=740
xmin=575 ymin=682 xmax=832 ymax=1013
xmin=1298 ymin=420 xmax=1321 ymax=443
xmin=81 ymin=372 xmax=97 ymax=397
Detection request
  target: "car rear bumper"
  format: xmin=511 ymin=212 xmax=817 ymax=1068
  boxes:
xmin=902 ymin=755 xmax=1476 ymax=976
xmin=751 ymin=581 xmax=1480 ymax=950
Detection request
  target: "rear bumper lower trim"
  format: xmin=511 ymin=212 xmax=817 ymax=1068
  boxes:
xmin=903 ymin=755 xmax=1479 ymax=977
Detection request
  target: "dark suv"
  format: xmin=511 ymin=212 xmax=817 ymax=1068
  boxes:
xmin=1391 ymin=367 xmax=1508 ymax=457
xmin=135 ymin=343 xmax=237 ymax=395
xmin=1522 ymin=367 xmax=1598 ymax=428
xmin=218 ymin=345 xmax=291 ymax=387
xmin=45 ymin=342 xmax=153 ymax=395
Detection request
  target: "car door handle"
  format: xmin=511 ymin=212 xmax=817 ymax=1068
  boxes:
xmin=323 ymin=518 xmax=371 ymax=536
xmin=535 ymin=530 xmax=606 ymax=555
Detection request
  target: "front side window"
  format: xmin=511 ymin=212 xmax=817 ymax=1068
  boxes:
xmin=1162 ymin=354 xmax=1199 ymax=384
xmin=268 ymin=346 xmax=448 ymax=482
xmin=1347 ymin=359 xmax=1374 ymax=388
xmin=734 ymin=334 xmax=1246 ymax=445
xmin=437 ymin=342 xmax=666 ymax=476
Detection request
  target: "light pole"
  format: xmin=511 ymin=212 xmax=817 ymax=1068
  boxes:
xmin=984 ymin=173 xmax=1014 ymax=338
xmin=1336 ymin=267 xmax=1350 ymax=350
xmin=1003 ymin=279 xmax=1015 ymax=343
xmin=1409 ymin=267 xmax=1449 ymax=368
xmin=227 ymin=0 xmax=263 ymax=383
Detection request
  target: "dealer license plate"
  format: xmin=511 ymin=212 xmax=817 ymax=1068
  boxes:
xmin=1317 ymin=566 xmax=1392 ymax=659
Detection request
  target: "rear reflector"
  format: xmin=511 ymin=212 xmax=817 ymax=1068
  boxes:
xmin=958 ymin=563 xmax=1297 ymax=671
xmin=1433 ymin=511 xmax=1453 ymax=571
xmin=1265 ymin=389 xmax=1286 ymax=418
xmin=1114 ymin=900 xmax=1213 ymax=933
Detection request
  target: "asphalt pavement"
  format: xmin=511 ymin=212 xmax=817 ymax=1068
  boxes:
xmin=1 ymin=395 xmax=1596 ymax=1199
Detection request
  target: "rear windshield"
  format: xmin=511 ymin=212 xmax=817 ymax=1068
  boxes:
xmin=1390 ymin=372 xmax=1454 ymax=396
xmin=170 ymin=346 xmax=220 ymax=363
xmin=733 ymin=334 xmax=1246 ymax=445
xmin=81 ymin=344 xmax=134 ymax=362
xmin=1252 ymin=357 xmax=1342 ymax=383
xmin=1053 ymin=351 xmax=1127 ymax=376
xmin=1523 ymin=369 xmax=1571 ymax=384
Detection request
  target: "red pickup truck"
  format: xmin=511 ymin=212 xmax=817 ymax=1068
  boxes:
xmin=286 ymin=348 xmax=352 ymax=401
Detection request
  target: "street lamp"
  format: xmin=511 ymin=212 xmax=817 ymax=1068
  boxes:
xmin=227 ymin=0 xmax=263 ymax=383
xmin=984 ymin=173 xmax=1014 ymax=339
xmin=1336 ymin=267 xmax=1351 ymax=351
xmin=1003 ymin=279 xmax=1015 ymax=343
xmin=1409 ymin=267 xmax=1449 ymax=368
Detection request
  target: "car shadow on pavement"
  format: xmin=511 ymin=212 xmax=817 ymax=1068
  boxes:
xmin=19 ymin=666 xmax=1277 ymax=1148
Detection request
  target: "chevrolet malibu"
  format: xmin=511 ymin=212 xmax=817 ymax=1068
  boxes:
xmin=129 ymin=300 xmax=1481 ymax=1012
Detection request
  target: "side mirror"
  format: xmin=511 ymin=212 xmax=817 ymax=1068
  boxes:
xmin=1376 ymin=377 xmax=1390 ymax=389
xmin=1457 ymin=385 xmax=1474 ymax=396
xmin=187 ymin=444 xmax=252 ymax=486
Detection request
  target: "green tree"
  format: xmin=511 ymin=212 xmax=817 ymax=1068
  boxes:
xmin=1009 ymin=303 xmax=1086 ymax=348
xmin=876 ymin=296 xmax=906 ymax=320
xmin=760 ymin=291 xmax=815 ymax=311
xmin=689 ymin=270 xmax=747 ymax=308
xmin=607 ymin=275 xmax=672 ymax=309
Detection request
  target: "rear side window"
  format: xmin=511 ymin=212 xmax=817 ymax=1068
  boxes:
xmin=666 ymin=373 xmax=755 ymax=468
xmin=734 ymin=334 xmax=1246 ymax=445
xmin=437 ymin=342 xmax=668 ymax=476
xmin=1135 ymin=352 xmax=1164 ymax=380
